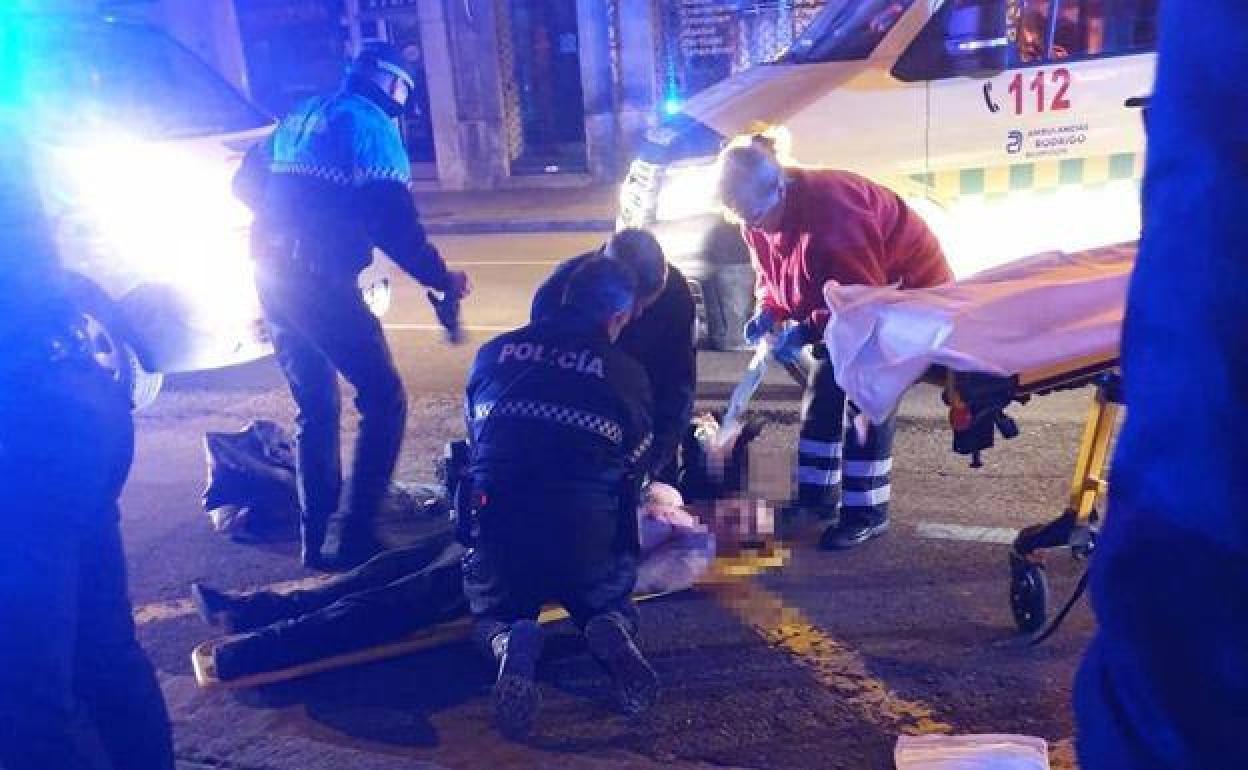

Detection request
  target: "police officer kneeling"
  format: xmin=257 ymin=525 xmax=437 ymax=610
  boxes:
xmin=462 ymin=257 xmax=659 ymax=738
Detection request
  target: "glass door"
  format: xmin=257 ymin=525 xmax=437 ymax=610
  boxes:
xmin=499 ymin=0 xmax=588 ymax=175
xmin=359 ymin=9 xmax=437 ymax=178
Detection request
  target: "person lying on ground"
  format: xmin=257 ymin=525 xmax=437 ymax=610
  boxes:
xmin=191 ymin=483 xmax=714 ymax=682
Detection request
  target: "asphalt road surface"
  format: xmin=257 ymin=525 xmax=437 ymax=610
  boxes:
xmin=129 ymin=232 xmax=1100 ymax=770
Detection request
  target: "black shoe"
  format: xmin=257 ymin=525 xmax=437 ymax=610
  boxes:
xmin=212 ymin=632 xmax=277 ymax=681
xmin=190 ymin=582 xmax=239 ymax=633
xmin=321 ymin=533 xmax=387 ymax=571
xmin=584 ymin=614 xmax=659 ymax=717
xmin=819 ymin=519 xmax=889 ymax=550
xmin=492 ymin=619 xmax=544 ymax=740
xmin=777 ymin=503 xmax=838 ymax=539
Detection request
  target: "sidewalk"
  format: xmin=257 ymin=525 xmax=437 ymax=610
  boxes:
xmin=414 ymin=184 xmax=618 ymax=235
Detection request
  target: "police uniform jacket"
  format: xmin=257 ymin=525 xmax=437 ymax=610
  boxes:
xmin=531 ymin=254 xmax=695 ymax=477
xmin=233 ymin=84 xmax=451 ymax=290
xmin=465 ymin=306 xmax=654 ymax=556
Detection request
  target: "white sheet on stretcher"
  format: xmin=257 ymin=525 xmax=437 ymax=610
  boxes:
xmin=822 ymin=243 xmax=1135 ymax=424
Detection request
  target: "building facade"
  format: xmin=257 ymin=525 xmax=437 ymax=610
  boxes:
xmin=151 ymin=0 xmax=830 ymax=190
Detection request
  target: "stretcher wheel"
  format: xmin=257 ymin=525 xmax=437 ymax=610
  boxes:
xmin=1009 ymin=561 xmax=1049 ymax=633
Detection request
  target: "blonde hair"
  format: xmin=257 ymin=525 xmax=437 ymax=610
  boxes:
xmin=715 ymin=125 xmax=794 ymax=224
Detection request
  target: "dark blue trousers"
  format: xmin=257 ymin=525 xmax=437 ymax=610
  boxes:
xmin=255 ymin=259 xmax=407 ymax=557
xmin=0 ymin=360 xmax=172 ymax=770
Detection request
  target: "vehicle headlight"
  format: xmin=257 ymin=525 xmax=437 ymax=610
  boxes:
xmin=654 ymin=162 xmax=721 ymax=223
xmin=51 ymin=134 xmax=260 ymax=323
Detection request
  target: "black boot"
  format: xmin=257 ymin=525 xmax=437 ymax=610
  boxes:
xmin=585 ymin=613 xmax=659 ymax=717
xmin=776 ymin=502 xmax=838 ymax=539
xmin=819 ymin=518 xmax=889 ymax=550
xmin=320 ymin=515 xmax=385 ymax=571
xmin=190 ymin=582 xmax=243 ymax=634
xmin=212 ymin=631 xmax=287 ymax=681
xmin=492 ymin=619 xmax=544 ymax=739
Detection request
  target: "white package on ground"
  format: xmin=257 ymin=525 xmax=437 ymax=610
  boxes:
xmin=822 ymin=244 xmax=1134 ymax=424
xmin=894 ymin=734 xmax=1050 ymax=770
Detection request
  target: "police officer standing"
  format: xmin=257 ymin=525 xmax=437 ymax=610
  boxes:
xmin=234 ymin=43 xmax=470 ymax=569
xmin=0 ymin=123 xmax=174 ymax=769
xmin=463 ymin=258 xmax=660 ymax=738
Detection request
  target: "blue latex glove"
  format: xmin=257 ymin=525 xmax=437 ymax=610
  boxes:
xmin=771 ymin=321 xmax=812 ymax=364
xmin=743 ymin=308 xmax=779 ymax=346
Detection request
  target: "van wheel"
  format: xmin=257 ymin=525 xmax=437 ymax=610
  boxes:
xmin=68 ymin=278 xmax=164 ymax=410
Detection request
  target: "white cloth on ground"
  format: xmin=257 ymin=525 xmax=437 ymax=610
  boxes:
xmin=894 ymin=734 xmax=1050 ymax=770
xmin=821 ymin=244 xmax=1134 ymax=423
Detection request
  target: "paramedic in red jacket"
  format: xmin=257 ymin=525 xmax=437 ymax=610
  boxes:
xmin=718 ymin=136 xmax=953 ymax=550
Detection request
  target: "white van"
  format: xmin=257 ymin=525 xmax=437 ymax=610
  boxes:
xmin=619 ymin=0 xmax=1157 ymax=349
xmin=8 ymin=14 xmax=390 ymax=407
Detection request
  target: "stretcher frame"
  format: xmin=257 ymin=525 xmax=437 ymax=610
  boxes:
xmin=933 ymin=349 xmax=1122 ymax=634
xmin=191 ymin=545 xmax=789 ymax=690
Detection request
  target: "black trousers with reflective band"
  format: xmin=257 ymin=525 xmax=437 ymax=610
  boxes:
xmin=255 ymin=259 xmax=407 ymax=548
xmin=797 ymin=353 xmax=896 ymax=527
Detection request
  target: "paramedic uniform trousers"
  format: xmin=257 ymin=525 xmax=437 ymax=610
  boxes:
xmin=797 ymin=349 xmax=896 ymax=526
xmin=255 ymin=259 xmax=407 ymax=550
xmin=0 ymin=359 xmax=173 ymax=770
xmin=216 ymin=535 xmax=469 ymax=678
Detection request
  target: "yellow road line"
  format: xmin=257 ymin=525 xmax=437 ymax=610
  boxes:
xmin=709 ymin=578 xmax=954 ymax=736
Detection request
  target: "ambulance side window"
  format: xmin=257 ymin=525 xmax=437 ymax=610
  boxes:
xmin=894 ymin=0 xmax=1157 ymax=81
xmin=1015 ymin=0 xmax=1158 ymax=64
xmin=893 ymin=0 xmax=1010 ymax=81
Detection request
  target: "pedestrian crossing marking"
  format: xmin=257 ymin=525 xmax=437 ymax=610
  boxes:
xmin=914 ymin=521 xmax=1019 ymax=545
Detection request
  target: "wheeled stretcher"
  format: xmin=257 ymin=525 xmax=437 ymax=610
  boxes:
xmin=821 ymin=243 xmax=1134 ymax=634
xmin=936 ymin=353 xmax=1121 ymax=633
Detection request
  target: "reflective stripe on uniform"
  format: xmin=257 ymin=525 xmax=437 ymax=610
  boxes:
xmin=798 ymin=438 xmax=842 ymax=458
xmin=474 ymin=400 xmax=623 ymax=444
xmin=842 ymin=485 xmax=891 ymax=507
xmin=798 ymin=466 xmax=842 ymax=487
xmin=844 ymin=458 xmax=893 ymax=478
xmin=629 ymin=432 xmax=654 ymax=464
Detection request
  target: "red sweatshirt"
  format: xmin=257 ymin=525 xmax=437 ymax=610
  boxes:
xmin=743 ymin=168 xmax=953 ymax=335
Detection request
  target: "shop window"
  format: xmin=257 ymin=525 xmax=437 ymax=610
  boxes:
xmin=236 ymin=0 xmax=347 ymax=116
xmin=658 ymin=0 xmax=830 ymax=106
xmin=497 ymin=0 xmax=588 ymax=175
xmin=359 ymin=12 xmax=437 ymax=167
xmin=894 ymin=0 xmax=1158 ymax=82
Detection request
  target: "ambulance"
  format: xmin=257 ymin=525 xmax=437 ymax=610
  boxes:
xmin=5 ymin=13 xmax=391 ymax=408
xmin=619 ymin=0 xmax=1157 ymax=349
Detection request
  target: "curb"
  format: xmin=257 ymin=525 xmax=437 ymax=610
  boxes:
xmin=696 ymin=382 xmax=803 ymax=402
xmin=425 ymin=218 xmax=616 ymax=236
